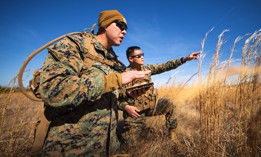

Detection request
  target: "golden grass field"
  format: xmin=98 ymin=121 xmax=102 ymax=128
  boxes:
xmin=0 ymin=30 xmax=260 ymax=157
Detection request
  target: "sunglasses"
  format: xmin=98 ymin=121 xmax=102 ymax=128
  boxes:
xmin=114 ymin=21 xmax=127 ymax=31
xmin=131 ymin=53 xmax=144 ymax=58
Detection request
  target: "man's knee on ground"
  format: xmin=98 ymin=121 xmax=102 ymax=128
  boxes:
xmin=155 ymin=98 xmax=176 ymax=114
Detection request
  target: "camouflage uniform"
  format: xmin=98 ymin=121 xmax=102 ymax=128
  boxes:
xmin=118 ymin=59 xmax=184 ymax=151
xmin=39 ymin=33 xmax=126 ymax=156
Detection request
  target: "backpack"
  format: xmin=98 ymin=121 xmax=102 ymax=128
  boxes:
xmin=18 ymin=31 xmax=83 ymax=102
xmin=17 ymin=28 xmax=125 ymax=156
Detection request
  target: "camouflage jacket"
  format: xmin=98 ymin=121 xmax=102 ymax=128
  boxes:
xmin=118 ymin=59 xmax=184 ymax=111
xmin=39 ymin=33 xmax=125 ymax=156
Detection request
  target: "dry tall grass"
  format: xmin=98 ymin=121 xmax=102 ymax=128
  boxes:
xmin=0 ymin=92 xmax=42 ymax=157
xmin=124 ymin=29 xmax=261 ymax=157
xmin=0 ymin=29 xmax=260 ymax=157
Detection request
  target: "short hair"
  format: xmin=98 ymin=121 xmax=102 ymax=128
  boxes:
xmin=126 ymin=46 xmax=141 ymax=58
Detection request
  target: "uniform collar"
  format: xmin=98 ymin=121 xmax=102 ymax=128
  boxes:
xmin=92 ymin=35 xmax=115 ymax=58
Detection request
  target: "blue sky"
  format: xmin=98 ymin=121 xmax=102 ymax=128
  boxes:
xmin=0 ymin=0 xmax=260 ymax=88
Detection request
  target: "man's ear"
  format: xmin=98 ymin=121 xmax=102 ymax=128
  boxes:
xmin=128 ymin=56 xmax=133 ymax=63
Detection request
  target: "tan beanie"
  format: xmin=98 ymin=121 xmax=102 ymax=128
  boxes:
xmin=98 ymin=10 xmax=127 ymax=34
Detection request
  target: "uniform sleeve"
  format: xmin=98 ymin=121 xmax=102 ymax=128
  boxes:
xmin=118 ymin=96 xmax=135 ymax=111
xmin=39 ymin=36 xmax=122 ymax=108
xmin=118 ymin=101 xmax=128 ymax=111
xmin=117 ymin=86 xmax=135 ymax=111
xmin=145 ymin=59 xmax=184 ymax=75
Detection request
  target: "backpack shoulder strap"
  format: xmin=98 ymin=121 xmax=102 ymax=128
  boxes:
xmin=81 ymin=33 xmax=115 ymax=71
xmin=82 ymin=33 xmax=97 ymax=70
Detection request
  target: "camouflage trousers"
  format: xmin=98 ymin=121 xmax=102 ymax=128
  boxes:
xmin=118 ymin=98 xmax=177 ymax=153
xmin=40 ymin=107 xmax=120 ymax=157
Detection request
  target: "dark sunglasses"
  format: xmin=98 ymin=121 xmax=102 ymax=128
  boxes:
xmin=131 ymin=53 xmax=144 ymax=58
xmin=114 ymin=21 xmax=127 ymax=31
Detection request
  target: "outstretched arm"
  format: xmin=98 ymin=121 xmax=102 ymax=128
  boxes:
xmin=146 ymin=51 xmax=200 ymax=75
